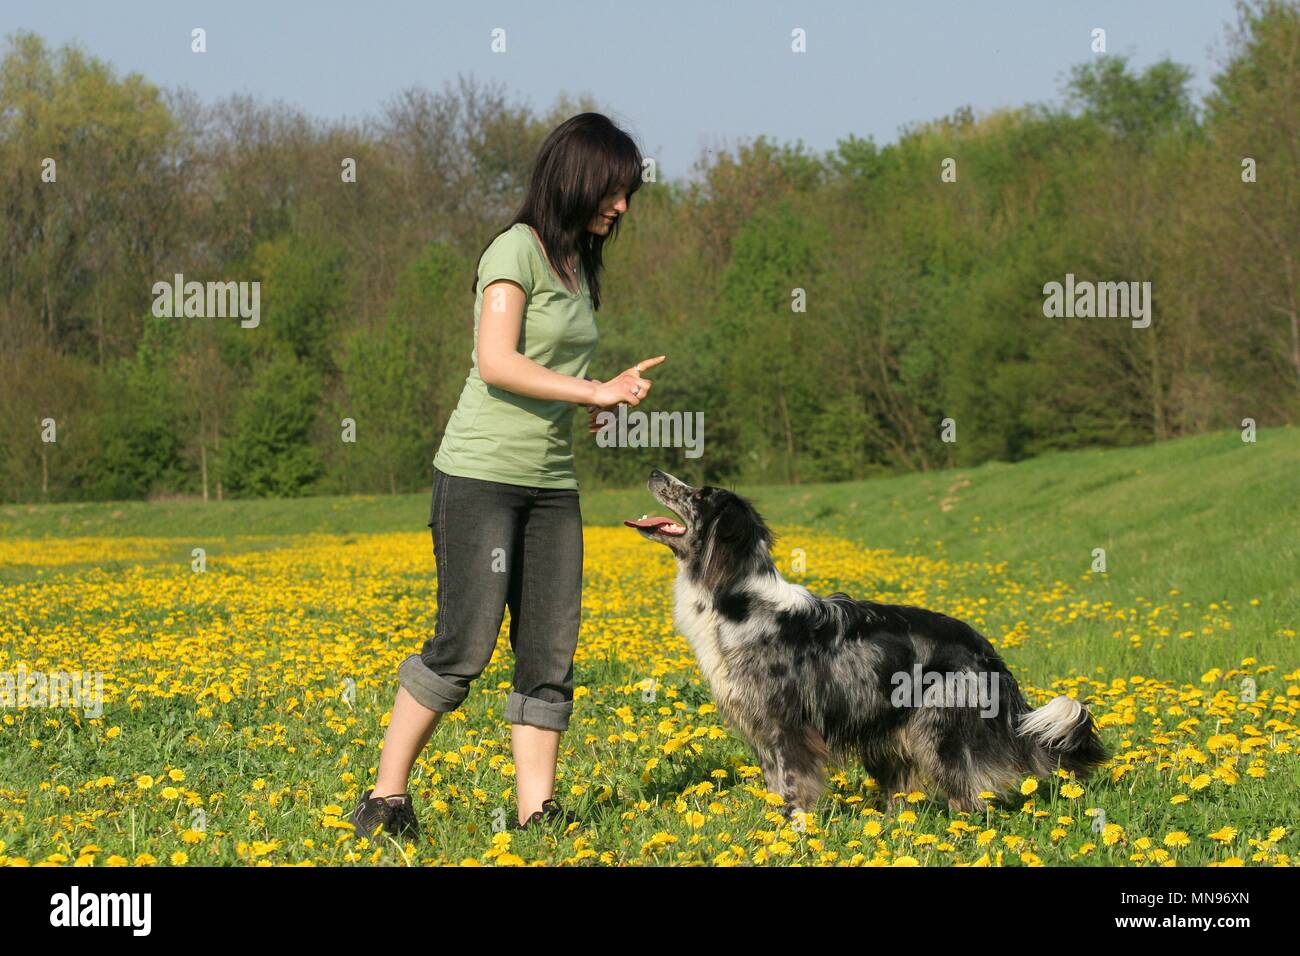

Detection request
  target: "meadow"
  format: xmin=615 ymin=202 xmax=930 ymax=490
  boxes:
xmin=0 ymin=428 xmax=1296 ymax=866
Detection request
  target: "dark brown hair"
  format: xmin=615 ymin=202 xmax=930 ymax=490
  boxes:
xmin=472 ymin=112 xmax=643 ymax=310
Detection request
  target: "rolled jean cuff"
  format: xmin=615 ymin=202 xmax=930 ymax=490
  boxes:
xmin=505 ymin=691 xmax=572 ymax=732
xmin=398 ymin=653 xmax=465 ymax=713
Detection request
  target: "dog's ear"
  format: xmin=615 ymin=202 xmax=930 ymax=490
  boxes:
xmin=699 ymin=495 xmax=768 ymax=592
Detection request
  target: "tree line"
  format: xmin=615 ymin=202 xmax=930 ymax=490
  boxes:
xmin=1 ymin=0 xmax=1297 ymax=502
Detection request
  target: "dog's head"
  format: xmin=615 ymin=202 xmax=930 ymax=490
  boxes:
xmin=624 ymin=469 xmax=774 ymax=590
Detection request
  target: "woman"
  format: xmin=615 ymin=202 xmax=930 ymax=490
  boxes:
xmin=351 ymin=112 xmax=664 ymax=838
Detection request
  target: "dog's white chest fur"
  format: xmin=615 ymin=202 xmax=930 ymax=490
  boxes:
xmin=672 ymin=573 xmax=738 ymax=704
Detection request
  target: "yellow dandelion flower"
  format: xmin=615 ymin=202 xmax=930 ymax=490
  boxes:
xmin=1208 ymin=826 xmax=1237 ymax=844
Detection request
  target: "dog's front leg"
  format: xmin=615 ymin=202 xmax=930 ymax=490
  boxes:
xmin=770 ymin=726 xmax=829 ymax=818
xmin=754 ymin=742 xmax=782 ymax=800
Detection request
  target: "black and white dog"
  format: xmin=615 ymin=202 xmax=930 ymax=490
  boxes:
xmin=626 ymin=469 xmax=1108 ymax=814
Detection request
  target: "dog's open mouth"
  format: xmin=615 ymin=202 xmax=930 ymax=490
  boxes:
xmin=623 ymin=515 xmax=687 ymax=536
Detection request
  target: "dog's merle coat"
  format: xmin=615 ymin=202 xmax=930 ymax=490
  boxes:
xmin=628 ymin=470 xmax=1108 ymax=814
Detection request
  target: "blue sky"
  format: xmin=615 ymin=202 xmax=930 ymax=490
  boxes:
xmin=4 ymin=0 xmax=1239 ymax=180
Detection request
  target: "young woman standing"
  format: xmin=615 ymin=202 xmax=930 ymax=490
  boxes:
xmin=351 ymin=113 xmax=664 ymax=838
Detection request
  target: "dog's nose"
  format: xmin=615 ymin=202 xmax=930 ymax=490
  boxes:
xmin=649 ymin=468 xmax=664 ymax=480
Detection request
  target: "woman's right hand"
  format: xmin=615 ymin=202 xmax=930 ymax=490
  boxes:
xmin=587 ymin=355 xmax=664 ymax=409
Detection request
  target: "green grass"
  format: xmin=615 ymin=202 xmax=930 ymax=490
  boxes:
xmin=1 ymin=427 xmax=1296 ymax=867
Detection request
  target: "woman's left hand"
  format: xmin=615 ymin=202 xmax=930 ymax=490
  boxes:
xmin=587 ymin=404 xmax=617 ymax=432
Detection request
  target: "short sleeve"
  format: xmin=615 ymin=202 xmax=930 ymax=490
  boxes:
xmin=477 ymin=226 xmax=535 ymax=296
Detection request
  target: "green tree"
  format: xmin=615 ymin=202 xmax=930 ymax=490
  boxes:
xmin=1065 ymin=55 xmax=1197 ymax=139
xmin=221 ymin=355 xmax=324 ymax=497
xmin=250 ymin=234 xmax=347 ymax=374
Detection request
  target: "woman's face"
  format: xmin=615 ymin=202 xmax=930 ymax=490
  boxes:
xmin=587 ymin=184 xmax=630 ymax=235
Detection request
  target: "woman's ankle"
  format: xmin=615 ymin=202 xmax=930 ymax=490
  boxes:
xmin=517 ymin=796 xmax=551 ymax=824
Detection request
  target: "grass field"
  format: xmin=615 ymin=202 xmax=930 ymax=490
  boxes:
xmin=1 ymin=427 xmax=1296 ymax=866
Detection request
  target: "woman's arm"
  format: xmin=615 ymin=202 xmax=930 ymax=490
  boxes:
xmin=477 ymin=279 xmax=662 ymax=407
xmin=478 ymin=280 xmax=598 ymax=402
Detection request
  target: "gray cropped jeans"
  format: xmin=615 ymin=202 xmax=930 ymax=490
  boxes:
xmin=398 ymin=467 xmax=584 ymax=732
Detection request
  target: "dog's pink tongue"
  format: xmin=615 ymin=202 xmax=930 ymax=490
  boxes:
xmin=624 ymin=516 xmax=673 ymax=529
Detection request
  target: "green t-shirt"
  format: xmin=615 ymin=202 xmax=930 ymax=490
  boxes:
xmin=434 ymin=223 xmax=599 ymax=489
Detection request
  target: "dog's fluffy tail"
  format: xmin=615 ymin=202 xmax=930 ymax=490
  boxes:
xmin=1018 ymin=695 xmax=1109 ymax=777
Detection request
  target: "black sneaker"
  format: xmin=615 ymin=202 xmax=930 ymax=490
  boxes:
xmin=349 ymin=789 xmax=420 ymax=841
xmin=511 ymin=809 xmax=545 ymax=831
xmin=542 ymin=798 xmax=582 ymax=826
xmin=511 ymin=798 xmax=583 ymax=831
